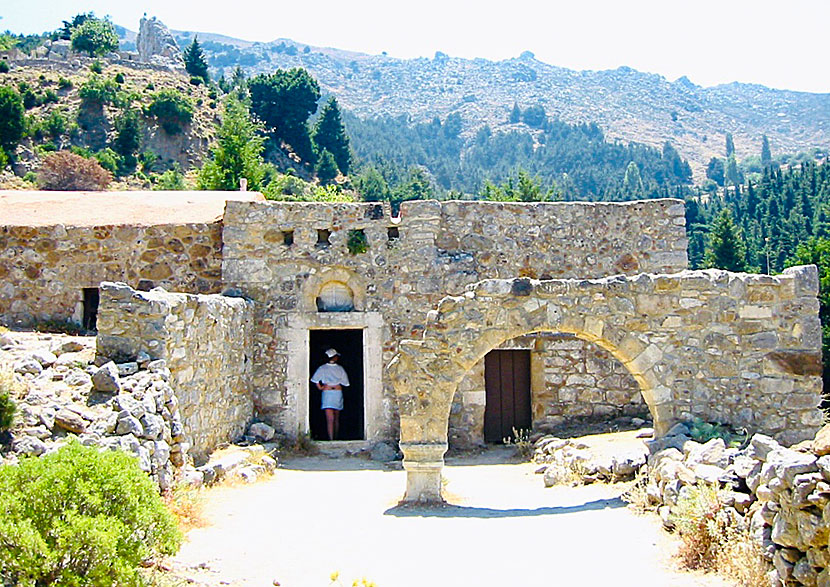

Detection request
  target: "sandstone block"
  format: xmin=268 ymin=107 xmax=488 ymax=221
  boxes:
xmin=54 ymin=408 xmax=87 ymax=433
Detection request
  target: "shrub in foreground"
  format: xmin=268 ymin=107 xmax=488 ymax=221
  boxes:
xmin=0 ymin=441 xmax=182 ymax=586
xmin=38 ymin=150 xmax=111 ymax=190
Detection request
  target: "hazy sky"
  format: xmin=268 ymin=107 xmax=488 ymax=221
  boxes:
xmin=3 ymin=0 xmax=829 ymax=93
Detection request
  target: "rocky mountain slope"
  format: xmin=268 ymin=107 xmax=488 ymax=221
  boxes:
xmin=157 ymin=32 xmax=830 ymax=177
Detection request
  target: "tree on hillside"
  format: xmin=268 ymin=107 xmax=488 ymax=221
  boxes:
xmin=57 ymin=13 xmax=94 ymax=40
xmin=198 ymin=97 xmax=266 ymax=191
xmin=248 ymin=68 xmax=321 ymax=165
xmin=356 ymin=167 xmax=390 ymax=201
xmin=508 ymin=102 xmax=521 ymax=124
xmin=704 ymin=209 xmax=748 ymax=272
xmin=315 ymin=149 xmax=339 ymax=185
xmin=706 ymin=157 xmax=725 ymax=187
xmin=70 ymin=17 xmax=119 ymax=57
xmin=184 ymin=37 xmax=209 ymax=84
xmin=623 ymin=161 xmax=644 ymax=196
xmin=725 ymin=154 xmax=742 ymax=186
xmin=113 ymin=108 xmax=141 ymax=171
xmin=311 ymin=96 xmax=351 ymax=174
xmin=761 ymin=135 xmax=772 ymax=168
xmin=0 ymin=86 xmax=25 ymax=162
xmin=725 ymin=132 xmax=735 ymax=158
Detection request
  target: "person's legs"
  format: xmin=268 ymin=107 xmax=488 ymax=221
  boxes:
xmin=333 ymin=410 xmax=340 ymax=440
xmin=325 ymin=409 xmax=335 ymax=440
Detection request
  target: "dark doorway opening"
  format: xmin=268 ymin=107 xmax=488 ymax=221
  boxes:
xmin=484 ymin=350 xmax=531 ymax=442
xmin=309 ymin=329 xmax=364 ymax=441
xmin=82 ymin=287 xmax=99 ymax=331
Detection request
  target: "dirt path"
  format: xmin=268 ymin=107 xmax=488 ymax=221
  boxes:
xmin=173 ymin=448 xmax=730 ymax=587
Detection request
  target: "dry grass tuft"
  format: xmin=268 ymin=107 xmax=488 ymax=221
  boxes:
xmin=621 ymin=470 xmax=652 ymax=514
xmin=163 ymin=484 xmax=207 ymax=532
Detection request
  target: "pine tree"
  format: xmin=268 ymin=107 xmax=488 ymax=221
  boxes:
xmin=184 ymin=37 xmax=209 ymax=84
xmin=311 ymin=96 xmax=351 ymax=174
xmin=725 ymin=154 xmax=741 ymax=186
xmin=704 ymin=209 xmax=748 ymax=271
xmin=761 ymin=135 xmax=772 ymax=168
xmin=725 ymin=132 xmax=735 ymax=158
xmin=198 ymin=97 xmax=265 ymax=191
xmin=315 ymin=148 xmax=339 ymax=185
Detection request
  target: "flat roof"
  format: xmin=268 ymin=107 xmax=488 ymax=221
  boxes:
xmin=0 ymin=190 xmax=265 ymax=227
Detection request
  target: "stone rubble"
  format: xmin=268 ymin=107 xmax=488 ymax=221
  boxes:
xmin=640 ymin=422 xmax=830 ymax=586
xmin=3 ymin=337 xmax=194 ymax=491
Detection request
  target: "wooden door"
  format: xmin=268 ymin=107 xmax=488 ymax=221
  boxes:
xmin=484 ymin=350 xmax=531 ymax=442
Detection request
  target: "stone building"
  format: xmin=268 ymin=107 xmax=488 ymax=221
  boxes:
xmin=0 ymin=190 xmax=823 ymax=502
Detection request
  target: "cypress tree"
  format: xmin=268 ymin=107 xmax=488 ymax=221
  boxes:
xmin=315 ymin=148 xmax=339 ymax=185
xmin=761 ymin=135 xmax=772 ymax=167
xmin=509 ymin=101 xmax=521 ymax=123
xmin=726 ymin=132 xmax=735 ymax=158
xmin=311 ymin=96 xmax=351 ymax=174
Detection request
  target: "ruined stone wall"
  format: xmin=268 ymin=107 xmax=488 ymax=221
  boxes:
xmin=221 ymin=198 xmax=687 ymax=438
xmin=392 ymin=266 xmax=824 ymax=452
xmin=96 ymin=282 xmax=254 ymax=463
xmin=0 ymin=223 xmax=223 ymax=327
xmin=448 ymin=333 xmax=646 ymax=448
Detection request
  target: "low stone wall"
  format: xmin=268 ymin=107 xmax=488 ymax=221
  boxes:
xmin=0 ymin=223 xmax=223 ymax=327
xmin=449 ymin=333 xmax=644 ymax=448
xmin=645 ymin=424 xmax=830 ymax=586
xmin=96 ymin=282 xmax=254 ymax=463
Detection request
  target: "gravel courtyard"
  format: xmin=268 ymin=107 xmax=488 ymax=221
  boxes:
xmin=173 ymin=449 xmax=730 ymax=587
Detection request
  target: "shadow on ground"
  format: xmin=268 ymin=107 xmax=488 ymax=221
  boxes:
xmin=384 ymin=496 xmax=626 ymax=518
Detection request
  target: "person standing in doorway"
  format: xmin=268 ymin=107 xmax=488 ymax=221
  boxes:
xmin=311 ymin=348 xmax=350 ymax=440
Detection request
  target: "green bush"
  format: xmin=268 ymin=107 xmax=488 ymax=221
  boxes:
xmin=146 ymin=89 xmax=194 ymax=135
xmin=79 ymin=75 xmax=120 ymax=107
xmin=0 ymin=441 xmax=181 ymax=586
xmin=57 ymin=76 xmax=72 ymax=90
xmin=0 ymin=60 xmax=9 ymax=74
xmin=93 ymin=147 xmax=122 ymax=175
xmin=114 ymin=71 xmax=125 ymax=84
xmin=0 ymin=390 xmax=16 ymax=433
xmin=43 ymin=110 xmax=66 ymax=139
xmin=89 ymin=59 xmax=103 ymax=74
xmin=347 ymin=229 xmax=369 ymax=255
xmin=153 ymin=166 xmax=187 ymax=190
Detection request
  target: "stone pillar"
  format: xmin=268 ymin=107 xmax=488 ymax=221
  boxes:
xmin=400 ymin=442 xmax=448 ymax=503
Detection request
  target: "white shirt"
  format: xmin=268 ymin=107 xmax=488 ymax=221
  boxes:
xmin=311 ymin=363 xmax=350 ymax=387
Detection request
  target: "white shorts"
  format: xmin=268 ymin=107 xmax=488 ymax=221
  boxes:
xmin=321 ymin=389 xmax=343 ymax=411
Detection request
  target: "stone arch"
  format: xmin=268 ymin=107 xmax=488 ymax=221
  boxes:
xmin=300 ymin=266 xmax=366 ymax=312
xmin=389 ymin=268 xmax=822 ymax=502
xmin=448 ymin=329 xmax=650 ymax=447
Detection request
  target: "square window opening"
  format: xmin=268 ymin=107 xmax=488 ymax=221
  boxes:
xmin=283 ymin=230 xmax=294 ymax=246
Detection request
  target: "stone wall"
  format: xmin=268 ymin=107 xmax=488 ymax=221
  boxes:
xmin=96 ymin=282 xmax=254 ymax=463
xmin=449 ymin=333 xmax=645 ymax=448
xmin=0 ymin=223 xmax=223 ymax=327
xmin=220 ymin=198 xmax=687 ymax=438
xmin=390 ymin=265 xmax=823 ymax=501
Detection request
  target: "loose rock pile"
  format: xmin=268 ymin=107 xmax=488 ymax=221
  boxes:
xmin=3 ymin=335 xmax=190 ymax=491
xmin=534 ymin=433 xmax=648 ymax=486
xmin=644 ymin=422 xmax=830 ymax=586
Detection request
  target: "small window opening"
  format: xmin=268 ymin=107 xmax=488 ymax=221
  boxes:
xmin=283 ymin=230 xmax=294 ymax=246
xmin=82 ymin=287 xmax=99 ymax=332
xmin=317 ymin=229 xmax=331 ymax=247
xmin=387 ymin=226 xmax=400 ymax=242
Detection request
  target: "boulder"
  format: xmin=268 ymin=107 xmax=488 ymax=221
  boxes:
xmin=64 ymin=370 xmax=91 ymax=387
xmin=54 ymin=408 xmax=87 ymax=433
xmin=52 ymin=340 xmax=84 ymax=355
xmin=92 ymin=362 xmax=121 ymax=393
xmin=115 ymin=412 xmax=144 ymax=436
xmin=117 ymin=362 xmax=139 ymax=377
xmin=113 ymin=394 xmax=145 ymax=418
xmin=750 ymin=434 xmax=782 ymax=461
xmin=815 ymin=425 xmax=830 ymax=457
xmin=685 ymin=437 xmax=727 ymax=467
xmin=248 ymin=422 xmax=275 ymax=442
xmin=13 ymin=436 xmax=46 ymax=456
xmin=30 ymin=349 xmax=57 ymax=367
xmin=140 ymin=413 xmax=164 ymax=440
xmin=14 ymin=358 xmax=42 ymax=376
